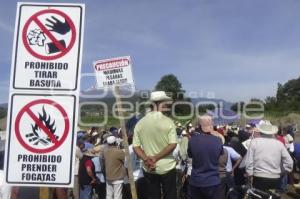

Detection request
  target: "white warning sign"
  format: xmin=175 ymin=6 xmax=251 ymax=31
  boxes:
xmin=5 ymin=94 xmax=76 ymax=186
xmin=4 ymin=2 xmax=84 ymax=188
xmin=12 ymin=3 xmax=85 ymax=91
xmin=93 ymin=56 xmax=134 ymax=88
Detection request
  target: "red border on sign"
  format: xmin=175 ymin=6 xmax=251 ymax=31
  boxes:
xmin=15 ymin=99 xmax=70 ymax=153
xmin=22 ymin=9 xmax=76 ymax=60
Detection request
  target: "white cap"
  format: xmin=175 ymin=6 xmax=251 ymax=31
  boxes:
xmin=107 ymin=136 xmax=116 ymax=144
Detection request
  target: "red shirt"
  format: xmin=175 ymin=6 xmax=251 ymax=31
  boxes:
xmin=276 ymin=135 xmax=285 ymax=146
xmin=85 ymin=159 xmax=94 ymax=169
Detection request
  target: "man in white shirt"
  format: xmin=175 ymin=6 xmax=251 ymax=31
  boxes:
xmin=245 ymin=121 xmax=293 ymax=191
xmin=223 ymin=145 xmax=242 ymax=199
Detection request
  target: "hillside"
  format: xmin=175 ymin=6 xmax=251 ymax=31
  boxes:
xmin=0 ymin=116 xmax=6 ymax=130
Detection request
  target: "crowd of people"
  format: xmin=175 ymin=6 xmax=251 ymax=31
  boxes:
xmin=70 ymin=91 xmax=300 ymax=199
xmin=2 ymin=91 xmax=295 ymax=199
xmin=0 ymin=90 xmax=297 ymax=199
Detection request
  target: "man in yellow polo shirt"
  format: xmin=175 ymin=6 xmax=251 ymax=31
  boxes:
xmin=133 ymin=91 xmax=177 ymax=199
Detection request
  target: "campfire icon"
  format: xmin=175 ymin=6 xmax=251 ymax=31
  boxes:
xmin=25 ymin=106 xmax=59 ymax=146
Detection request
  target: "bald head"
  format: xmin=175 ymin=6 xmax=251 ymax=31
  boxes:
xmin=198 ymin=115 xmax=214 ymax=133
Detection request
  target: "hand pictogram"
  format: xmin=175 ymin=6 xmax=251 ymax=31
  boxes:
xmin=46 ymin=16 xmax=70 ymax=35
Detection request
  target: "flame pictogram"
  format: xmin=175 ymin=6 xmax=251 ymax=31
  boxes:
xmin=26 ymin=106 xmax=59 ymax=146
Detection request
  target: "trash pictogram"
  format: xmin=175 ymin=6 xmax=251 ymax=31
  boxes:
xmin=22 ymin=9 xmax=76 ymax=60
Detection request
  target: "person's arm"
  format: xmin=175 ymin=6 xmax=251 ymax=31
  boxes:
xmin=10 ymin=186 xmax=19 ymax=199
xmin=281 ymin=145 xmax=293 ymax=173
xmin=133 ymin=146 xmax=155 ymax=170
xmin=289 ymin=142 xmax=295 ymax=153
xmin=85 ymin=160 xmax=97 ymax=184
xmin=132 ymin=127 xmax=149 ymax=162
xmin=86 ymin=167 xmax=97 ymax=183
xmin=232 ymin=157 xmax=242 ymax=174
xmin=150 ymin=143 xmax=177 ymax=163
xmin=133 ymin=146 xmax=148 ymax=162
xmin=245 ymin=142 xmax=255 ymax=176
xmin=228 ymin=147 xmax=242 ymax=174
xmin=173 ymin=144 xmax=181 ymax=163
xmin=132 ymin=124 xmax=155 ymax=169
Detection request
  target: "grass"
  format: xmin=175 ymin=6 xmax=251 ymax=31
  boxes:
xmin=79 ymin=115 xmax=122 ymax=130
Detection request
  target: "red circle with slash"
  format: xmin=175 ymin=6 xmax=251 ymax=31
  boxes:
xmin=22 ymin=9 xmax=76 ymax=60
xmin=15 ymin=99 xmax=70 ymax=153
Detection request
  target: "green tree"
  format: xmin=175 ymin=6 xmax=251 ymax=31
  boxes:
xmin=265 ymin=76 xmax=300 ymax=113
xmin=264 ymin=96 xmax=277 ymax=111
xmin=265 ymin=96 xmax=277 ymax=105
xmin=155 ymin=74 xmax=185 ymax=101
xmin=247 ymin=98 xmax=264 ymax=107
xmin=155 ymin=74 xmax=192 ymax=117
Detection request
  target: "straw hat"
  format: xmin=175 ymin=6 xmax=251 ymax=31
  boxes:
xmin=149 ymin=91 xmax=172 ymax=102
xmin=257 ymin=120 xmax=278 ymax=135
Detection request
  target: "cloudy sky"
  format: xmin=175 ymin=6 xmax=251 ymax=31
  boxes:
xmin=1 ymin=0 xmax=300 ymax=103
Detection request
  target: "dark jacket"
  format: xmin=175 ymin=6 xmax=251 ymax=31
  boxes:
xmin=79 ymin=155 xmax=96 ymax=186
xmin=188 ymin=132 xmax=223 ymax=187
